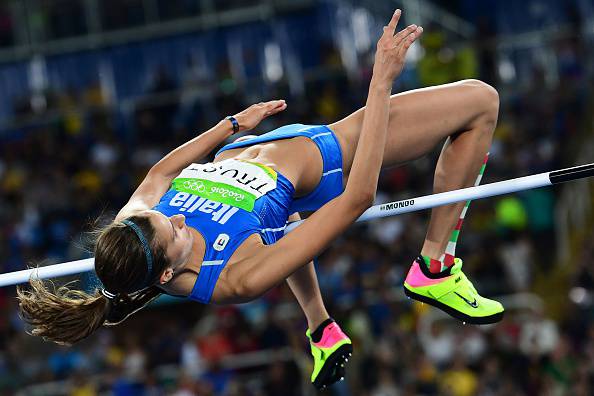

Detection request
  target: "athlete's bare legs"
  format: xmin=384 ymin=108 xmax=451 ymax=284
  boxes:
xmin=285 ymin=213 xmax=330 ymax=331
xmin=329 ymin=79 xmax=499 ymax=258
xmin=287 ymin=261 xmax=330 ymax=330
xmin=285 ymin=79 xmax=498 ymax=339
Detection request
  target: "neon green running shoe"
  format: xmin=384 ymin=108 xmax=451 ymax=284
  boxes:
xmin=305 ymin=321 xmax=353 ymax=390
xmin=403 ymin=256 xmax=504 ymax=324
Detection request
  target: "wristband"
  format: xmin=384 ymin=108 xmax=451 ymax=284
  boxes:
xmin=226 ymin=116 xmax=240 ymax=134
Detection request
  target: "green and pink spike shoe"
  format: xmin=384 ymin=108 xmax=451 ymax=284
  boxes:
xmin=305 ymin=321 xmax=353 ymax=389
xmin=404 ymin=256 xmax=504 ymax=324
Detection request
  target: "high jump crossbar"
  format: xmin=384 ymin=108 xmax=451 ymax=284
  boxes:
xmin=0 ymin=162 xmax=592 ymax=288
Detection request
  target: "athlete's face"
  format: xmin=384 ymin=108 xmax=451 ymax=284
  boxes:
xmin=146 ymin=210 xmax=194 ymax=272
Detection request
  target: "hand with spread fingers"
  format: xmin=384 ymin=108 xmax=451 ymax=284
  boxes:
xmin=373 ymin=9 xmax=423 ymax=84
xmin=232 ymin=99 xmax=288 ymax=133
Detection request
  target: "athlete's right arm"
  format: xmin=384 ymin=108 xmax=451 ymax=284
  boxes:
xmin=115 ymin=102 xmax=287 ymax=220
xmin=223 ymin=10 xmax=423 ymax=301
xmin=150 ymin=100 xmax=287 ymax=180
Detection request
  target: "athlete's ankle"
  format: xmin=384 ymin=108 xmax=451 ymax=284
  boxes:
xmin=418 ymin=254 xmax=455 ymax=274
xmin=421 ymin=243 xmax=447 ymax=270
xmin=420 ymin=242 xmax=443 ymax=261
xmin=309 ymin=318 xmax=334 ymax=342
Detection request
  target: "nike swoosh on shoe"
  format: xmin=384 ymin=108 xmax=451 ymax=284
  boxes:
xmin=454 ymin=291 xmax=479 ymax=308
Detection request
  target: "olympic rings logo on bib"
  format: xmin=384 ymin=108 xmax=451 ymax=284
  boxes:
xmin=182 ymin=180 xmax=207 ymax=193
xmin=171 ymin=160 xmax=278 ymax=212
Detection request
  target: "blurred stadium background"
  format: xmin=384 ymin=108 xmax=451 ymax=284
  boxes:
xmin=1 ymin=0 xmax=594 ymax=395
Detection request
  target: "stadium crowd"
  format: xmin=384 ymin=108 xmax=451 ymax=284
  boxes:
xmin=0 ymin=2 xmax=593 ymax=395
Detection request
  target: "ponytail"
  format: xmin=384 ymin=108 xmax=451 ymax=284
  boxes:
xmin=17 ymin=278 xmax=109 ymax=346
xmin=17 ymin=279 xmax=163 ymax=346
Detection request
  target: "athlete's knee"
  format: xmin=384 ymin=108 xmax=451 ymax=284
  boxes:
xmin=459 ymin=79 xmax=499 ymax=130
xmin=462 ymin=80 xmax=499 ymax=113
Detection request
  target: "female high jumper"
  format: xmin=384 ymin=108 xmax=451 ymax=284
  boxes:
xmin=18 ymin=9 xmax=502 ymax=390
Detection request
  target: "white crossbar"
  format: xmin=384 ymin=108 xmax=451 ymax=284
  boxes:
xmin=0 ymin=170 xmax=561 ymax=287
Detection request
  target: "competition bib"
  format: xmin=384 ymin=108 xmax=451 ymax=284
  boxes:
xmin=171 ymin=159 xmax=278 ymax=212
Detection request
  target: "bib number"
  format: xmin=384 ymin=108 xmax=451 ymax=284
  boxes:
xmin=171 ymin=159 xmax=277 ymax=212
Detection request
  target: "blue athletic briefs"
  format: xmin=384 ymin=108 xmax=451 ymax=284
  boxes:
xmin=153 ymin=124 xmax=344 ymax=303
xmin=217 ymin=124 xmax=344 ymax=213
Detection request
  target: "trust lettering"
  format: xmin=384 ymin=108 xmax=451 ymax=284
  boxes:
xmin=197 ymin=163 xmax=271 ymax=194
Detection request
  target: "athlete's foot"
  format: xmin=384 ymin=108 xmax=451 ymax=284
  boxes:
xmin=306 ymin=320 xmax=353 ymax=390
xmin=403 ymin=256 xmax=504 ymax=324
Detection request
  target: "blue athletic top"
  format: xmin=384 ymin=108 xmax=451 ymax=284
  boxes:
xmin=153 ymin=159 xmax=295 ymax=303
xmin=153 ymin=124 xmax=344 ymax=304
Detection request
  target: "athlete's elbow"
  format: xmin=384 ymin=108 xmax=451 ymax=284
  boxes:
xmin=234 ymin=277 xmax=265 ymax=301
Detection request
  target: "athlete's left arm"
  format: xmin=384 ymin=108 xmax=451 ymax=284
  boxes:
xmin=150 ymin=100 xmax=287 ymax=180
